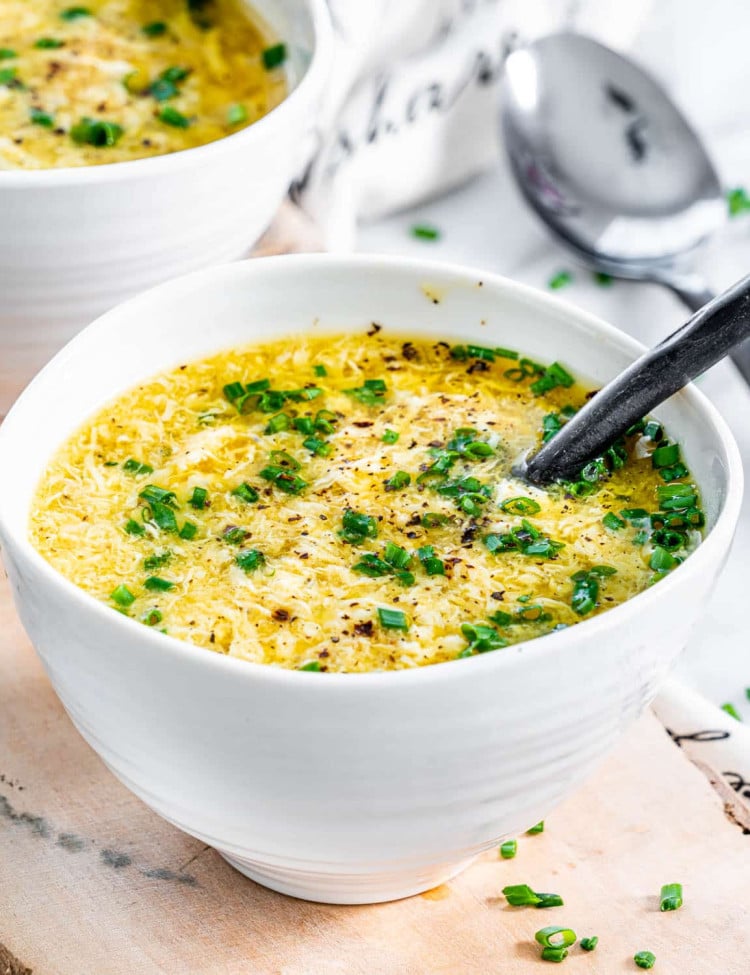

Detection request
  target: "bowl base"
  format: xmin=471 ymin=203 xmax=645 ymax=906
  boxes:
xmin=216 ymin=849 xmax=476 ymax=905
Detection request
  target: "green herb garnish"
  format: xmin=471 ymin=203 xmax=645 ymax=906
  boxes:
xmin=123 ymin=458 xmax=154 ymax=477
xmin=142 ymin=21 xmax=168 ymax=36
xmin=298 ymin=660 xmax=320 ymax=671
xmin=460 ymin=622 xmax=508 ymax=656
xmin=179 ymin=521 xmax=197 ymax=540
xmin=111 ymin=584 xmax=136 ymax=607
xmin=344 ymin=378 xmax=388 ymax=406
xmin=34 ymin=38 xmax=65 ymax=48
xmin=580 ymin=936 xmax=598 ymax=952
xmin=340 ymin=508 xmax=378 ymax=544
xmin=411 ymin=223 xmax=440 ymax=241
xmin=501 ymin=497 xmax=541 ymax=516
xmin=727 ymin=187 xmax=750 ymax=217
xmin=384 ymin=471 xmax=410 ymax=491
xmin=548 ymin=270 xmax=573 ymax=289
xmin=634 ymin=951 xmax=656 ymax=970
xmin=71 ymin=117 xmax=124 ymax=147
xmin=659 ymin=883 xmax=683 ymax=911
xmin=60 ymin=6 xmax=92 ymax=19
xmin=188 ymin=486 xmax=208 ymax=509
xmin=142 ymin=608 xmax=163 ymax=626
xmin=232 ymin=482 xmax=259 ymax=504
xmin=226 ymin=103 xmax=248 ymax=125
xmin=262 ymin=43 xmax=287 ymax=70
xmin=158 ymin=106 xmax=190 ymax=128
xmin=722 ymin=702 xmax=742 ymax=721
xmin=377 ymin=607 xmax=409 ymax=631
xmin=144 ymin=576 xmax=174 ymax=591
xmin=29 ymin=107 xmax=55 ymax=127
xmin=499 ymin=840 xmax=517 ymax=859
xmin=236 ymin=549 xmax=265 ymax=573
xmin=382 ymin=428 xmax=399 ymax=444
xmin=124 ymin=518 xmax=145 ymax=536
xmin=0 ymin=49 xmax=17 ymax=60
xmin=527 ymin=821 xmax=545 ymax=834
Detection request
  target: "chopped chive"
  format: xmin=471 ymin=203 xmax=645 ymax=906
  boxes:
xmin=34 ymin=37 xmax=65 ymax=48
xmin=382 ymin=428 xmax=399 ymax=444
xmin=501 ymin=496 xmax=541 ymax=516
xmin=111 ymin=584 xmax=136 ymax=607
xmin=139 ymin=485 xmax=176 ymax=506
xmin=352 ymin=553 xmax=391 ymax=578
xmin=0 ymin=49 xmax=17 ymax=59
xmin=298 ymin=660 xmax=321 ymax=671
xmin=149 ymin=77 xmax=179 ymax=101
xmin=124 ymin=518 xmax=145 ymax=536
xmin=571 ymin=574 xmax=598 ymax=615
xmin=161 ymin=65 xmax=190 ymax=83
xmin=145 ymin=501 xmax=178 ymax=533
xmin=179 ymin=521 xmax=197 ymax=540
xmin=649 ymin=546 xmax=678 ymax=572
xmin=651 ymin=442 xmax=680 ymax=468
xmin=226 ymin=103 xmax=248 ymax=125
xmin=303 ymin=436 xmax=331 ymax=457
xmin=535 ymin=927 xmax=576 ymax=949
xmin=527 ymin=821 xmax=545 ymax=835
xmin=264 ymin=412 xmax=290 ymax=434
xmin=548 ymin=270 xmax=573 ymax=289
xmin=235 ymin=549 xmax=265 ymax=573
xmin=580 ymin=937 xmax=598 ymax=952
xmin=530 ymin=362 xmax=575 ymax=396
xmin=70 ymin=117 xmax=124 ymax=147
xmin=377 ymin=607 xmax=409 ymax=631
xmin=594 ymin=271 xmax=613 ymax=286
xmin=340 ymin=508 xmax=378 ymax=544
xmin=722 ymin=702 xmax=742 ymax=721
xmin=411 ymin=223 xmax=440 ymax=241
xmin=495 ymin=346 xmax=519 ymax=360
xmin=727 ymin=187 xmax=750 ymax=217
xmin=123 ymin=458 xmax=154 ymax=477
xmin=284 ymin=386 xmax=323 ymax=403
xmin=385 ymin=470 xmax=411 ymax=491
xmin=314 ymin=409 xmax=338 ymax=434
xmin=313 ymin=363 xmax=327 ymax=377
xmin=223 ymin=526 xmax=249 ymax=545
xmin=603 ymin=512 xmax=625 ymax=530
xmin=158 ymin=106 xmax=190 ymax=128
xmin=746 ymin=687 xmax=750 ymax=702
xmin=232 ymin=482 xmax=259 ymax=504
xmin=460 ymin=622 xmax=508 ymax=655
xmin=144 ymin=576 xmax=174 ymax=591
xmin=499 ymin=840 xmax=517 ymax=859
xmin=262 ymin=42 xmax=287 ymax=70
xmin=536 ymin=893 xmax=564 ymax=909
xmin=60 ymin=6 xmax=92 ymax=19
xmin=142 ymin=20 xmax=167 ymax=36
xmin=30 ymin=107 xmax=55 ymax=127
xmin=142 ymin=608 xmax=163 ymax=626
xmin=503 ymin=884 xmax=541 ymax=906
xmin=620 ymin=508 xmax=650 ymax=525
xmin=383 ymin=541 xmax=412 ymax=570
xmin=634 ymin=951 xmax=656 ymax=970
xmin=659 ymin=883 xmax=683 ymax=911
xmin=643 ymin=420 xmax=663 ymax=441
xmin=488 ymin=610 xmax=512 ymax=626
xmin=0 ymin=67 xmax=19 ymax=86
xmin=259 ymin=467 xmax=307 ymax=495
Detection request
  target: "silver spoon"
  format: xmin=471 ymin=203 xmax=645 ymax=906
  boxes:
xmin=500 ymin=32 xmax=750 ymax=384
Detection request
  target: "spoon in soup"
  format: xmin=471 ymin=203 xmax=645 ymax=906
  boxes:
xmin=520 ymin=273 xmax=750 ymax=485
xmin=500 ymin=32 xmax=750 ymax=386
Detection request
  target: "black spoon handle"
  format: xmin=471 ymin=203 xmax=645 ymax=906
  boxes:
xmin=524 ymin=273 xmax=750 ymax=485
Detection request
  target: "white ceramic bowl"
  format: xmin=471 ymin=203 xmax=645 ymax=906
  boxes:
xmin=0 ymin=256 xmax=742 ymax=904
xmin=0 ymin=0 xmax=331 ymax=382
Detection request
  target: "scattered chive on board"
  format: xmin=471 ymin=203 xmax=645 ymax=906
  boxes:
xmin=411 ymin=224 xmax=441 ymax=241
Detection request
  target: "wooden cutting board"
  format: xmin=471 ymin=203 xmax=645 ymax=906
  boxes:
xmin=2 ymin=206 xmax=749 ymax=973
xmin=2 ymin=564 xmax=749 ymax=975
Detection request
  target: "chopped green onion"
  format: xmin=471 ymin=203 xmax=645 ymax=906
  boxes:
xmin=411 ymin=223 xmax=440 ymax=241
xmin=620 ymin=508 xmax=650 ymax=525
xmin=352 ymin=553 xmax=391 ymax=578
xmin=232 ymin=482 xmax=259 ymax=504
xmin=649 ymin=547 xmax=678 ymax=572
xmin=746 ymin=688 xmax=750 ymax=702
xmin=111 ymin=584 xmax=136 ymax=607
xmin=727 ymin=187 xmax=750 ymax=217
xmin=123 ymin=458 xmax=154 ymax=477
xmin=643 ymin=420 xmax=663 ymax=441
xmin=142 ymin=608 xmax=163 ymax=626
xmin=495 ymin=346 xmax=519 ymax=360
xmin=530 ymin=362 xmax=575 ymax=397
xmin=60 ymin=6 xmax=92 ymax=19
xmin=634 ymin=951 xmax=656 ymax=970
xmin=548 ymin=270 xmax=573 ymax=290
xmin=659 ymin=883 xmax=683 ymax=911
xmin=722 ymin=702 xmax=742 ymax=721
xmin=313 ymin=364 xmax=328 ymax=377
xmin=651 ymin=442 xmax=680 ymax=468
xmin=314 ymin=409 xmax=338 ymax=434
xmin=34 ymin=38 xmax=65 ymax=48
xmin=144 ymin=576 xmax=174 ymax=591
xmin=603 ymin=512 xmax=625 ymax=530
xmin=139 ymin=485 xmax=177 ymax=506
xmin=382 ymin=428 xmax=399 ymax=444
xmin=344 ymin=378 xmax=388 ymax=406
xmin=499 ymin=840 xmax=517 ymax=859
xmin=540 ymin=947 xmax=568 ymax=963
xmin=298 ymin=660 xmax=320 ymax=671
xmin=535 ymin=927 xmax=576 ymax=949
xmin=223 ymin=527 xmax=249 ymax=546
xmin=0 ymin=49 xmax=17 ymax=59
xmin=30 ymin=107 xmax=55 ymax=127
xmin=503 ymin=884 xmax=541 ymax=906
xmin=340 ymin=508 xmax=378 ymax=544
xmin=501 ymin=496 xmax=541 ymax=516
xmin=262 ymin=43 xmax=287 ymax=70
xmin=149 ymin=77 xmax=179 ymax=101
xmin=124 ymin=518 xmax=145 ymax=536
xmin=71 ymin=117 xmax=124 ymax=147
xmin=460 ymin=622 xmax=508 ymax=655
xmin=527 ymin=821 xmax=545 ymax=834
xmin=377 ymin=607 xmax=409 ymax=631
xmin=284 ymin=386 xmax=323 ymax=403
xmin=580 ymin=936 xmax=598 ymax=952
xmin=264 ymin=412 xmax=291 ymax=434
xmin=385 ymin=470 xmax=410 ymax=491
xmin=259 ymin=465 xmax=307 ymax=495
xmin=188 ymin=486 xmax=208 ymax=509
xmin=158 ymin=106 xmax=190 ymax=128
xmin=142 ymin=21 xmax=167 ymax=36
xmin=0 ymin=67 xmax=20 ymax=87
xmin=571 ymin=573 xmax=598 ymax=615
xmin=488 ymin=610 xmax=512 ymax=626
xmin=179 ymin=521 xmax=197 ymax=540
xmin=302 ymin=436 xmax=331 ymax=457
xmin=594 ymin=272 xmax=613 ymax=286
xmin=536 ymin=893 xmax=564 ymax=908
xmin=421 ymin=512 xmax=448 ymax=528
xmin=224 ymin=102 xmax=248 ymax=125
xmin=236 ymin=549 xmax=265 ymax=573
xmin=144 ymin=551 xmax=171 ymax=571
xmin=145 ymin=501 xmax=178 ymax=533
xmin=383 ymin=541 xmax=412 ymax=570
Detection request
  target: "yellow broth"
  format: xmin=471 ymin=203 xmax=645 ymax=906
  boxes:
xmin=0 ymin=0 xmax=285 ymax=168
xmin=30 ymin=333 xmax=704 ymax=673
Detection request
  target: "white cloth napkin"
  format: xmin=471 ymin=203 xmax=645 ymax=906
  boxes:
xmin=296 ymin=0 xmax=750 ymax=820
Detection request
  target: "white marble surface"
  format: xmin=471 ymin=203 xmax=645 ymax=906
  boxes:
xmin=358 ymin=152 xmax=750 ymax=719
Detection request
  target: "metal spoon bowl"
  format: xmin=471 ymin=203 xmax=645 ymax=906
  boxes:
xmin=501 ymin=32 xmax=750 ymax=380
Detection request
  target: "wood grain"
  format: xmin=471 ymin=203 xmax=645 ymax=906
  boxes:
xmin=1 ymin=566 xmax=749 ymax=975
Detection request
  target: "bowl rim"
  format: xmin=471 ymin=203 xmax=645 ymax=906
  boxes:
xmin=0 ymin=253 xmax=743 ymax=689
xmin=0 ymin=0 xmax=332 ymax=187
